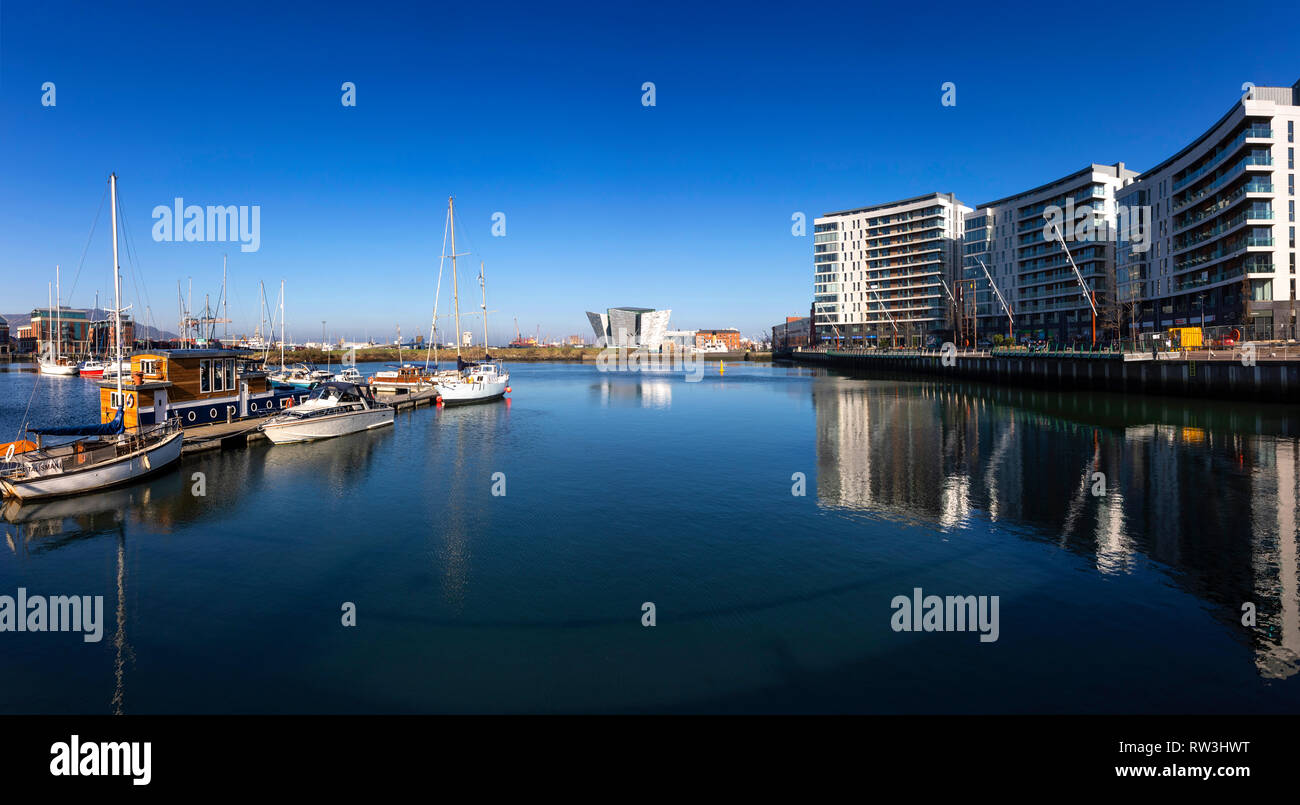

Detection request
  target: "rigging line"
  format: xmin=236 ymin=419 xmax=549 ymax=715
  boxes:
xmin=425 ymin=209 xmax=451 ymax=370
xmin=116 ymin=195 xmax=153 ymax=340
xmin=62 ymin=183 xmax=109 ymax=310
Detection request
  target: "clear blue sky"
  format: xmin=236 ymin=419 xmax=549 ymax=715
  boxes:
xmin=2 ymin=1 xmax=1296 ymax=343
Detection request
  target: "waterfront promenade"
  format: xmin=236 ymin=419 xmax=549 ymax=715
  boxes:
xmin=777 ymin=345 xmax=1300 ymax=402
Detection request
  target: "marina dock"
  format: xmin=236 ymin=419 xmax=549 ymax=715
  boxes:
xmin=178 ymin=387 xmax=443 ymax=454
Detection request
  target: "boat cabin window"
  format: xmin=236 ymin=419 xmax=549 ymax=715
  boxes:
xmin=139 ymin=359 xmax=158 ymax=376
xmin=200 ymin=359 xmax=211 ymax=392
xmin=225 ymin=359 xmax=235 ymax=390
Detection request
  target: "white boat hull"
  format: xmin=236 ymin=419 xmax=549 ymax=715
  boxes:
xmin=0 ymin=430 xmax=184 ymax=501
xmin=434 ymin=377 xmax=509 ymax=405
xmin=261 ymin=407 xmax=395 ymax=444
xmin=38 ymin=362 xmax=80 ymax=376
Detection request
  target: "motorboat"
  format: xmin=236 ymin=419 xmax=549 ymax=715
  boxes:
xmin=269 ymin=363 xmax=318 ymax=389
xmin=78 ymin=359 xmax=107 ymax=378
xmin=333 ymin=366 xmax=365 ymax=384
xmin=258 ymin=381 xmax=394 ymax=444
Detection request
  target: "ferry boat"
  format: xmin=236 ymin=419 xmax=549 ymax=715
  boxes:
xmin=97 ymin=349 xmax=311 ymax=429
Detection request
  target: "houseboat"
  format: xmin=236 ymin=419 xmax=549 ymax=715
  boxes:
xmin=96 ymin=349 xmax=312 ymax=429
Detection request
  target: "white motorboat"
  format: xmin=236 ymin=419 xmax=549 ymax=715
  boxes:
xmin=100 ymin=359 xmax=131 ymax=379
xmin=430 ymin=195 xmax=511 ymax=406
xmin=269 ymin=363 xmax=318 ymax=389
xmin=258 ymin=381 xmax=394 ymax=444
xmin=333 ymin=366 xmax=365 ymax=384
xmin=2 ymin=173 xmax=185 ymax=501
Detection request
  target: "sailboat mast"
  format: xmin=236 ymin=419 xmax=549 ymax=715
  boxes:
xmin=279 ymin=279 xmax=286 ymax=370
xmin=110 ymin=173 xmax=123 ymax=401
xmin=55 ymin=265 xmax=62 ymax=361
xmin=480 ymin=261 xmax=489 ymax=352
xmin=450 ymin=196 xmax=461 ymax=360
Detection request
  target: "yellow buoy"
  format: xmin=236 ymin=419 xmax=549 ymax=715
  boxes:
xmin=719 ymin=361 xmax=725 ymax=375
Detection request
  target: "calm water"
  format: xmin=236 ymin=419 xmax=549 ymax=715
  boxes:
xmin=3 ymin=359 xmax=1300 ymax=713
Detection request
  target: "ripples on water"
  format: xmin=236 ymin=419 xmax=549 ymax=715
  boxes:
xmin=2 ymin=360 xmax=1299 ymax=712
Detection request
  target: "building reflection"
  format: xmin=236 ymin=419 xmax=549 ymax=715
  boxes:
xmin=812 ymin=375 xmax=1300 ymax=680
xmin=590 ymin=377 xmax=672 ymax=408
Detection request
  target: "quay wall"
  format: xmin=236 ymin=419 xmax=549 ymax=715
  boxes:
xmin=776 ymin=349 xmax=1300 ymax=403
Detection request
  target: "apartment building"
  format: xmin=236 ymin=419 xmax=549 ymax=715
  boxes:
xmin=962 ymin=164 xmax=1138 ymax=344
xmin=813 ymin=192 xmax=970 ymax=345
xmin=1116 ymin=80 xmax=1300 ymax=338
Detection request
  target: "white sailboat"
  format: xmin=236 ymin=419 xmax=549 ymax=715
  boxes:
xmin=1 ymin=174 xmax=183 ymax=502
xmin=433 ymin=196 xmax=510 ymax=406
xmin=38 ymin=268 xmax=79 ymax=376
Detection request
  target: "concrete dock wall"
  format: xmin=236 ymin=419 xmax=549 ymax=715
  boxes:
xmin=777 ymin=350 xmax=1300 ymax=403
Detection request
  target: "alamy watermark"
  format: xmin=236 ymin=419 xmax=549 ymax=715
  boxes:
xmin=891 ymin=587 xmax=999 ymax=642
xmin=0 ymin=588 xmax=104 ymax=642
xmin=152 ymin=198 xmax=260 ymax=252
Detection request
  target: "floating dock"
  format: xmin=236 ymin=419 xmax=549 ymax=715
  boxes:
xmin=179 ymin=388 xmax=442 ymax=454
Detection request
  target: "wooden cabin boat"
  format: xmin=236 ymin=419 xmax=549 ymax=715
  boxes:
xmin=97 ymin=349 xmax=312 ymax=429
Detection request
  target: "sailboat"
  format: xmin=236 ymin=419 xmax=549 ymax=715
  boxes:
xmin=1 ymin=174 xmax=183 ymax=501
xmin=433 ymin=196 xmax=510 ymax=406
xmin=38 ymin=268 xmax=79 ymax=376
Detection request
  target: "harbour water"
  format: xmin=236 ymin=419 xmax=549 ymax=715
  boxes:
xmin=3 ymin=360 xmax=1300 ymax=713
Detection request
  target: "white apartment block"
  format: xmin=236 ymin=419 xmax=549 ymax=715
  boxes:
xmin=813 ymin=192 xmax=970 ymax=345
xmin=1116 ymin=80 xmax=1300 ymax=338
xmin=962 ymin=163 xmax=1138 ymax=344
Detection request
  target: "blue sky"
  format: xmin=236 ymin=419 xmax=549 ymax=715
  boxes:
xmin=1 ymin=1 xmax=1297 ymax=343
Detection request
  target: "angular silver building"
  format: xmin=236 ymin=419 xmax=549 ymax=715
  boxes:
xmin=586 ymin=307 xmax=672 ymax=348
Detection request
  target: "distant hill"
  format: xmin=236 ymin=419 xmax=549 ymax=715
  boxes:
xmin=3 ymin=310 xmax=178 ymax=342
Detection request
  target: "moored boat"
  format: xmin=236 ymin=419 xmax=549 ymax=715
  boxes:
xmin=258 ymin=381 xmax=394 ymax=444
xmin=3 ymin=173 xmax=185 ymax=502
xmin=431 ymin=196 xmax=511 ymax=406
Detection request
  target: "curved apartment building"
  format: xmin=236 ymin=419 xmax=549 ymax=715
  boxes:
xmin=963 ymin=164 xmax=1138 ymax=344
xmin=1116 ymin=80 xmax=1300 ymax=337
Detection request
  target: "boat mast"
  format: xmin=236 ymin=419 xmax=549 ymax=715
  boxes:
xmin=222 ymin=254 xmax=229 ymax=344
xmin=450 ymin=196 xmax=461 ymax=361
xmin=55 ymin=265 xmax=62 ymax=363
xmin=479 ymin=260 xmax=489 ymax=354
xmin=110 ymin=173 xmax=123 ymax=405
xmin=279 ymin=279 xmax=286 ymax=370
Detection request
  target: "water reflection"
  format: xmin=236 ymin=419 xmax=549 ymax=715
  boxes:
xmin=812 ymin=375 xmax=1300 ymax=680
xmin=589 ymin=377 xmax=672 ymax=408
xmin=1 ymin=490 xmax=133 ymax=712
